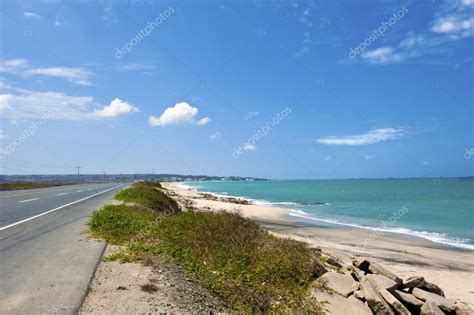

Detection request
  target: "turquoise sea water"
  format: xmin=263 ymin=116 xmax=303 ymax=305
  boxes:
xmin=182 ymin=178 xmax=474 ymax=250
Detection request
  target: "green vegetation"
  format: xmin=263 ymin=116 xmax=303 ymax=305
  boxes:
xmin=0 ymin=181 xmax=74 ymax=191
xmin=89 ymin=182 xmax=325 ymax=313
xmin=114 ymin=181 xmax=179 ymax=212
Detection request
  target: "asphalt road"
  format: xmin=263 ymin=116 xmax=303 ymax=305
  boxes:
xmin=0 ymin=182 xmax=127 ymax=314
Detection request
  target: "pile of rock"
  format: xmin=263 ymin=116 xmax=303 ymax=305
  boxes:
xmin=311 ymin=257 xmax=472 ymax=315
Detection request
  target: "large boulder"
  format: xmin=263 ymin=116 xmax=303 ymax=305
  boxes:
xmin=420 ymin=301 xmax=444 ymax=315
xmin=379 ymin=289 xmax=410 ymax=315
xmin=367 ymin=274 xmax=399 ymax=292
xmin=360 ymin=276 xmax=395 ymax=315
xmin=312 ymin=289 xmax=373 ymax=315
xmin=392 ymin=290 xmax=424 ymax=309
xmin=318 ymin=272 xmax=359 ymax=297
xmin=368 ymin=262 xmax=402 ymax=284
xmin=419 ymin=282 xmax=445 ymax=297
xmin=412 ymin=288 xmax=456 ymax=313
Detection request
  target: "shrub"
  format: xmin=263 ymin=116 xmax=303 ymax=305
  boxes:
xmin=115 ymin=184 xmax=179 ymax=212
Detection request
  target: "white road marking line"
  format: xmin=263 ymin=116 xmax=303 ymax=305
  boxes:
xmin=76 ymin=190 xmax=83 ymax=192
xmin=57 ymin=193 xmax=68 ymax=196
xmin=0 ymin=185 xmax=123 ymax=231
xmin=18 ymin=198 xmax=40 ymax=203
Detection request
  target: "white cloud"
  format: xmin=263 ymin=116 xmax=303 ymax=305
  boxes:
xmin=197 ymin=117 xmax=211 ymax=126
xmin=113 ymin=63 xmax=154 ymax=71
xmin=243 ymin=143 xmax=256 ymax=151
xmin=23 ymin=67 xmax=92 ymax=85
xmin=94 ymin=98 xmax=139 ymax=118
xmin=431 ymin=16 xmax=474 ymax=37
xmin=148 ymin=102 xmax=210 ymax=127
xmin=0 ymin=94 xmax=13 ymax=109
xmin=0 ymin=130 xmax=6 ymax=139
xmin=209 ymin=131 xmax=221 ymax=140
xmin=317 ymin=128 xmax=405 ymax=146
xmin=0 ymin=59 xmax=92 ymax=85
xmin=0 ymin=59 xmax=29 ymax=73
xmin=244 ymin=111 xmax=259 ymax=120
xmin=0 ymin=86 xmax=136 ymax=120
xmin=24 ymin=12 xmax=41 ymax=18
xmin=324 ymin=155 xmax=332 ymax=161
xmin=364 ymin=155 xmax=376 ymax=160
xmin=362 ymin=47 xmax=403 ymax=64
xmin=400 ymin=34 xmax=424 ymax=48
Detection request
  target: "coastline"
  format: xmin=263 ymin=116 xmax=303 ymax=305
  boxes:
xmin=164 ymin=182 xmax=474 ymax=307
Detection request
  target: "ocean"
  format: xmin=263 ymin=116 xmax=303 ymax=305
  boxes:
xmin=182 ymin=178 xmax=474 ymax=250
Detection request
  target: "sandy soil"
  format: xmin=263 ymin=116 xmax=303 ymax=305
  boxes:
xmin=163 ymin=182 xmax=474 ymax=307
xmin=80 ymin=245 xmax=229 ymax=314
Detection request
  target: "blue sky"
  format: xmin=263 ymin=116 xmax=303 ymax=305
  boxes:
xmin=0 ymin=0 xmax=473 ymax=179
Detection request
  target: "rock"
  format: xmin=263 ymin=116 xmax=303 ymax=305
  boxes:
xmin=419 ymin=282 xmax=445 ymax=297
xmin=354 ymin=290 xmax=365 ymax=300
xmin=353 ymin=258 xmax=371 ymax=272
xmin=360 ymin=277 xmax=395 ymax=315
xmin=420 ymin=301 xmax=444 ymax=315
xmin=402 ymin=276 xmax=425 ymax=289
xmin=392 ymin=290 xmax=424 ymax=308
xmin=312 ymin=289 xmax=373 ymax=315
xmin=412 ymin=288 xmax=456 ymax=313
xmin=379 ymin=289 xmax=410 ymax=315
xmin=368 ymin=262 xmax=402 ymax=284
xmin=318 ymin=272 xmax=359 ymax=297
xmin=367 ymin=274 xmax=399 ymax=292
xmin=326 ymin=256 xmax=343 ymax=268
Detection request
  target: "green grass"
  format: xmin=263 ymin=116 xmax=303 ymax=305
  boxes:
xmin=114 ymin=181 xmax=179 ymax=212
xmin=0 ymin=181 xmax=74 ymax=191
xmin=88 ymin=200 xmax=324 ymax=313
xmin=88 ymin=204 xmax=159 ymax=244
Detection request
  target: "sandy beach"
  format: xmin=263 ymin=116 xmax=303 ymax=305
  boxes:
xmin=163 ymin=182 xmax=474 ymax=307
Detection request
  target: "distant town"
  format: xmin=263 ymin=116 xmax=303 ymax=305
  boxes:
xmin=0 ymin=174 xmax=266 ymax=184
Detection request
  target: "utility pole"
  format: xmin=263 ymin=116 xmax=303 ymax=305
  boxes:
xmin=75 ymin=166 xmax=81 ymax=182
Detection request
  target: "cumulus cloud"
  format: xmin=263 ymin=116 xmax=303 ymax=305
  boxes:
xmin=148 ymin=102 xmax=210 ymax=127
xmin=24 ymin=12 xmax=41 ymax=18
xmin=0 ymin=59 xmax=92 ymax=85
xmin=316 ymin=128 xmax=405 ymax=146
xmin=0 ymin=86 xmax=137 ymax=120
xmin=94 ymin=98 xmax=139 ymax=117
xmin=362 ymin=47 xmax=403 ymax=64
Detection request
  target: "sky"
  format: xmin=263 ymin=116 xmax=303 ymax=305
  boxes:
xmin=0 ymin=0 xmax=473 ymax=179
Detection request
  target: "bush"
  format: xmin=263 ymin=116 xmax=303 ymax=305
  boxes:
xmin=115 ymin=184 xmax=179 ymax=212
xmin=88 ymin=204 xmax=158 ymax=244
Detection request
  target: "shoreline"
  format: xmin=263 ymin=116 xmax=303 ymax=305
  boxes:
xmin=164 ymin=182 xmax=474 ymax=307
xmin=175 ymin=181 xmax=474 ymax=251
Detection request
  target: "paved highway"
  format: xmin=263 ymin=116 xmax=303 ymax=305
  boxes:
xmin=0 ymin=182 xmax=127 ymax=314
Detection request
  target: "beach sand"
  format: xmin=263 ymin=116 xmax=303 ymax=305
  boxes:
xmin=163 ymin=182 xmax=474 ymax=307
